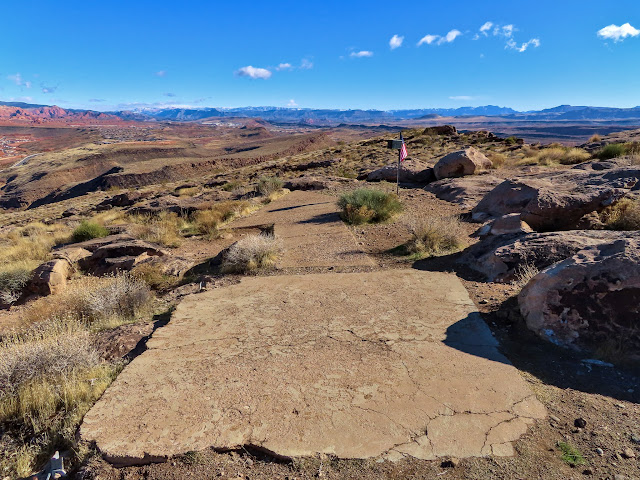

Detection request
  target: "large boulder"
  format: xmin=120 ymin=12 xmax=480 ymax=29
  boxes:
xmin=472 ymin=162 xmax=640 ymax=230
xmin=426 ymin=175 xmax=503 ymax=210
xmin=519 ymin=238 xmax=640 ymax=357
xmin=433 ymin=148 xmax=493 ymax=180
xmin=29 ymin=259 xmax=72 ymax=295
xmin=366 ymin=159 xmax=434 ymax=184
xmin=464 ymin=230 xmax=633 ymax=283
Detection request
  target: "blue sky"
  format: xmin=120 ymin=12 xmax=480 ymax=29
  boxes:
xmin=3 ymin=0 xmax=640 ymax=111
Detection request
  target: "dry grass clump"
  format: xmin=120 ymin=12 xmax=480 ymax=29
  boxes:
xmin=221 ymin=234 xmax=282 ymax=273
xmin=129 ymin=211 xmax=185 ymax=247
xmin=131 ymin=262 xmax=179 ymax=291
xmin=512 ymin=262 xmax=540 ymax=290
xmin=600 ymin=198 xmax=640 ymax=230
xmin=257 ymin=176 xmax=283 ymax=196
xmin=486 ymin=151 xmax=507 ymax=169
xmin=524 ymin=146 xmax=591 ymax=166
xmin=191 ymin=200 xmax=252 ymax=238
xmin=20 ymin=273 xmax=152 ymax=332
xmin=588 ymin=134 xmax=602 ymax=143
xmin=0 ymin=222 xmax=70 ymax=269
xmin=405 ymin=216 xmax=467 ymax=258
xmin=338 ymin=189 xmax=403 ymax=225
xmin=0 ymin=272 xmax=151 ymax=476
xmin=175 ymin=186 xmax=200 ymax=197
xmin=0 ymin=268 xmax=32 ymax=304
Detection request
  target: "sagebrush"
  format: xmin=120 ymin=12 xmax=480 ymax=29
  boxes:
xmin=405 ymin=216 xmax=467 ymax=257
xmin=221 ymin=234 xmax=282 ymax=273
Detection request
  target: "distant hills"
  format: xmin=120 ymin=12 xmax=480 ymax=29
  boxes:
xmin=2 ymin=100 xmax=640 ymax=126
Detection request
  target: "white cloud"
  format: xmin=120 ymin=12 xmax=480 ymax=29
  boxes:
xmin=506 ymin=37 xmax=540 ymax=52
xmin=300 ymin=58 xmax=314 ymax=69
xmin=389 ymin=34 xmax=404 ymax=49
xmin=501 ymin=24 xmax=515 ymax=38
xmin=439 ymin=29 xmax=462 ymax=44
xmin=418 ymin=30 xmax=461 ymax=46
xmin=418 ymin=34 xmax=439 ymax=46
xmin=449 ymin=95 xmax=474 ymax=101
xmin=154 ymin=70 xmax=167 ymax=77
xmin=235 ymin=65 xmax=272 ymax=79
xmin=276 ymin=63 xmax=293 ymax=71
xmin=350 ymin=50 xmax=373 ymax=57
xmin=287 ymin=99 xmax=298 ymax=107
xmin=8 ymin=73 xmax=31 ymax=88
xmin=41 ymin=84 xmax=57 ymax=94
xmin=597 ymin=23 xmax=640 ymax=42
xmin=479 ymin=21 xmax=493 ymax=35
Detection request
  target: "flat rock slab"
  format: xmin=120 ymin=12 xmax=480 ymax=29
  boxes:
xmin=81 ymin=269 xmax=545 ymax=466
xmin=229 ymin=190 xmax=375 ymax=268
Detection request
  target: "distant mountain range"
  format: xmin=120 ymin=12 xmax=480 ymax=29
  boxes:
xmin=3 ymin=101 xmax=640 ymax=125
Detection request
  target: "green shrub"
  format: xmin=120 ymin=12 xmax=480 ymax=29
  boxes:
xmin=598 ymin=143 xmax=627 ymax=160
xmin=257 ymin=176 xmax=283 ymax=196
xmin=71 ymin=221 xmax=109 ymax=243
xmin=338 ymin=189 xmax=403 ymax=225
xmin=558 ymin=442 xmax=586 ymax=467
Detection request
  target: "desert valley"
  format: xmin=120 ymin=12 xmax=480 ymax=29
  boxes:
xmin=3 ymin=2 xmax=640 ymax=479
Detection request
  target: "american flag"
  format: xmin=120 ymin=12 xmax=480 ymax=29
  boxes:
xmin=399 ymin=133 xmax=408 ymax=162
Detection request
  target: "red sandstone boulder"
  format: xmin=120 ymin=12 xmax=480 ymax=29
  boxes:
xmin=29 ymin=259 xmax=72 ymax=295
xmin=433 ymin=148 xmax=493 ymax=180
xmin=518 ymin=238 xmax=640 ymax=357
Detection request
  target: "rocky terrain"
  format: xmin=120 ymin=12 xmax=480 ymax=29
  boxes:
xmin=0 ymin=122 xmax=639 ymax=480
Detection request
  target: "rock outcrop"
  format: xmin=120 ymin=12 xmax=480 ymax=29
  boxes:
xmin=433 ymin=148 xmax=492 ymax=180
xmin=472 ymin=161 xmax=640 ymax=230
xmin=426 ymin=175 xmax=502 ymax=210
xmin=366 ymin=159 xmax=434 ymax=184
xmin=465 ymin=231 xmax=632 ymax=283
xmin=29 ymin=259 xmax=72 ymax=295
xmin=423 ymin=125 xmax=458 ymax=136
xmin=519 ymin=238 xmax=640 ymax=356
xmin=78 ymin=239 xmax=168 ymax=276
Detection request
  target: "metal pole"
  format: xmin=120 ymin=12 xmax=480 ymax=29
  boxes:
xmin=396 ymin=131 xmax=401 ymax=195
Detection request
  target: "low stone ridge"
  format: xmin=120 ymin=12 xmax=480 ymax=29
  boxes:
xmin=366 ymin=159 xmax=434 ymax=184
xmin=81 ymin=269 xmax=545 ymax=466
xmin=519 ymin=238 xmax=640 ymax=356
xmin=464 ymin=230 xmax=633 ymax=283
xmin=425 ymin=175 xmax=503 ymax=210
xmin=283 ymin=175 xmax=350 ymax=191
xmin=472 ymin=161 xmax=640 ymax=230
xmin=423 ymin=125 xmax=458 ymax=136
xmin=78 ymin=240 xmax=167 ymax=276
xmin=433 ymin=148 xmax=492 ymax=180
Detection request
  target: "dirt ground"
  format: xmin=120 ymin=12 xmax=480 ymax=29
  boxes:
xmin=79 ymin=185 xmax=640 ymax=480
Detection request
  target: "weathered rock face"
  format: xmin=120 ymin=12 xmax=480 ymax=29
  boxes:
xmin=519 ymin=238 xmax=640 ymax=356
xmin=433 ymin=148 xmax=493 ymax=180
xmin=52 ymin=247 xmax=92 ymax=264
xmin=425 ymin=175 xmax=502 ymax=210
xmin=29 ymin=259 xmax=72 ymax=295
xmin=367 ymin=159 xmax=435 ymax=184
xmin=472 ymin=163 xmax=640 ymax=230
xmin=488 ymin=214 xmax=533 ymax=236
xmin=79 ymin=240 xmax=167 ymax=276
xmin=465 ymin=230 xmax=632 ymax=283
xmin=423 ymin=125 xmax=458 ymax=136
xmin=96 ymin=191 xmax=152 ymax=211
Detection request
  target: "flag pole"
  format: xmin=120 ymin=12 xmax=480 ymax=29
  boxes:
xmin=396 ymin=131 xmax=401 ymax=195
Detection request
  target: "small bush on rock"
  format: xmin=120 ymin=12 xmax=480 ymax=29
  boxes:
xmin=338 ymin=189 xmax=403 ymax=225
xmin=72 ymin=221 xmax=109 ymax=243
xmin=600 ymin=198 xmax=640 ymax=230
xmin=221 ymin=234 xmax=282 ymax=273
xmin=597 ymin=143 xmax=627 ymax=160
xmin=0 ymin=268 xmax=32 ymax=304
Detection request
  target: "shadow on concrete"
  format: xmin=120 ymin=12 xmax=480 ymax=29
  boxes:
xmin=298 ymin=212 xmax=341 ymax=225
xmin=267 ymin=202 xmax=331 ymax=213
xmin=442 ymin=313 xmax=511 ymax=366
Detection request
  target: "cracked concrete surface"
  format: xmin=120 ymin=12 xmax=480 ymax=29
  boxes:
xmin=228 ymin=190 xmax=375 ymax=268
xmin=81 ymin=269 xmax=545 ymax=466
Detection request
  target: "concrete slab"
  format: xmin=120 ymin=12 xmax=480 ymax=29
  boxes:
xmin=229 ymin=190 xmax=375 ymax=268
xmin=81 ymin=269 xmax=545 ymax=465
